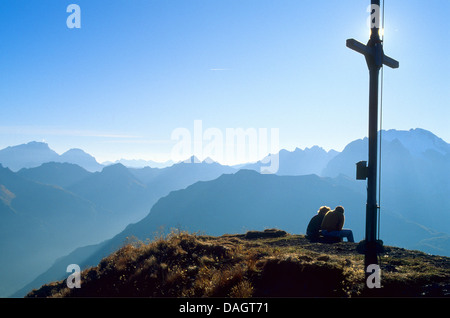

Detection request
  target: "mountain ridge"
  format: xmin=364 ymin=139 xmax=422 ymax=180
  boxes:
xmin=4 ymin=127 xmax=450 ymax=297
xmin=14 ymin=166 xmax=449 ymax=297
xmin=17 ymin=162 xmax=91 ymax=188
xmin=0 ymin=141 xmax=103 ymax=172
xmin=2 ymin=128 xmax=448 ymax=174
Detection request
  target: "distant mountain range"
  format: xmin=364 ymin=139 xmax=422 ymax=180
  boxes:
xmin=0 ymin=142 xmax=104 ymax=172
xmin=2 ymin=128 xmax=450 ymax=297
xmin=242 ymin=146 xmax=339 ymax=176
xmin=323 ymin=128 xmax=450 ymax=234
xmin=0 ymin=142 xmax=177 ymax=172
xmin=323 ymin=128 xmax=450 ymax=178
xmin=103 ymin=158 xmax=174 ymax=169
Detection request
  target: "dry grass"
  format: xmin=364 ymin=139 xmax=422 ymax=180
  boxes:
xmin=26 ymin=230 xmax=450 ymax=298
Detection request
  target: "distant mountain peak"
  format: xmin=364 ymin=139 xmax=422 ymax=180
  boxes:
xmin=62 ymin=148 xmax=89 ymax=155
xmin=304 ymin=145 xmax=323 ymax=152
xmin=235 ymin=168 xmax=260 ymax=176
xmin=202 ymin=157 xmax=216 ymax=164
xmin=0 ymin=141 xmax=103 ymax=172
xmin=101 ymin=163 xmax=129 ymax=174
xmin=24 ymin=141 xmax=50 ymax=148
xmin=382 ymin=128 xmax=450 ymax=156
xmin=6 ymin=140 xmax=53 ymax=151
xmin=242 ymin=144 xmax=339 ymax=176
xmin=179 ymin=155 xmax=202 ymax=164
xmin=0 ymin=141 xmax=59 ymax=171
xmin=103 ymin=158 xmax=173 ymax=169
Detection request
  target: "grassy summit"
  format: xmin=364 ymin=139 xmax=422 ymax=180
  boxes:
xmin=26 ymin=229 xmax=450 ymax=298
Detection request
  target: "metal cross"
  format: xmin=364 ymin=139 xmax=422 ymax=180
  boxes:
xmin=347 ymin=0 xmax=399 ymax=279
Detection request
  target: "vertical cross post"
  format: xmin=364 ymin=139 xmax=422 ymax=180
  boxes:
xmin=347 ymin=0 xmax=398 ymax=279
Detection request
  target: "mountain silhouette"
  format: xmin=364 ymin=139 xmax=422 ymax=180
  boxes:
xmin=103 ymin=158 xmax=174 ymax=169
xmin=15 ymin=168 xmax=446 ymax=297
xmin=0 ymin=164 xmax=109 ymax=297
xmin=136 ymin=156 xmax=237 ymax=197
xmin=138 ymin=169 xmax=365 ymax=236
xmin=382 ymin=128 xmax=450 ymax=156
xmin=17 ymin=162 xmax=92 ymax=188
xmin=4 ymin=158 xmax=236 ymax=297
xmin=67 ymin=163 xmax=152 ymax=226
xmin=4 ymin=128 xmax=450 ymax=297
xmin=322 ymin=128 xmax=450 ymax=235
xmin=323 ymin=128 xmax=450 ymax=178
xmin=0 ymin=142 xmax=59 ymax=171
xmin=243 ymin=146 xmax=338 ymax=176
xmin=0 ymin=142 xmax=103 ymax=172
xmin=13 ymin=169 xmax=364 ymax=296
xmin=59 ymin=148 xmax=104 ymax=172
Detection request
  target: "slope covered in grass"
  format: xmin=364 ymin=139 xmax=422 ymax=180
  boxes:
xmin=26 ymin=230 xmax=450 ymax=298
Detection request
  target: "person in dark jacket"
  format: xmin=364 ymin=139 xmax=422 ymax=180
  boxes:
xmin=306 ymin=206 xmax=331 ymax=241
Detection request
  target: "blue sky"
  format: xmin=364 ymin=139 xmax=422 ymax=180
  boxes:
xmin=0 ymin=0 xmax=449 ymax=164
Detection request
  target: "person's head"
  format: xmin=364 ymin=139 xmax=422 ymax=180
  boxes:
xmin=334 ymin=206 xmax=344 ymax=214
xmin=318 ymin=206 xmax=331 ymax=215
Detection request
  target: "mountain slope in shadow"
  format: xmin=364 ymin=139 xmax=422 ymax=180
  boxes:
xmin=16 ymin=169 xmax=444 ymax=297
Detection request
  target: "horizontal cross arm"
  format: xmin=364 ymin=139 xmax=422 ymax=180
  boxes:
xmin=346 ymin=38 xmax=399 ymax=69
xmin=346 ymin=38 xmax=370 ymax=56
xmin=383 ymin=54 xmax=399 ymax=69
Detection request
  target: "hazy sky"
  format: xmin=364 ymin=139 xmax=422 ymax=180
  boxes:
xmin=1 ymin=1 xmax=449 ymax=164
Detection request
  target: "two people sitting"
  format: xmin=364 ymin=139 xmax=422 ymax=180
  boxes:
xmin=306 ymin=205 xmax=354 ymax=242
